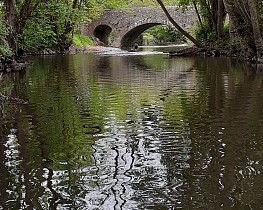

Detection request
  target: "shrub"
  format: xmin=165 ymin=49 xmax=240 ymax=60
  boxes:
xmin=18 ymin=17 xmax=56 ymax=52
xmin=195 ymin=23 xmax=216 ymax=43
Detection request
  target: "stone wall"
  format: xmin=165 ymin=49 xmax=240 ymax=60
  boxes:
xmin=80 ymin=6 xmax=197 ymax=48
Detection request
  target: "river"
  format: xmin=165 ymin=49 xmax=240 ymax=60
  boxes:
xmin=0 ymin=49 xmax=263 ymax=209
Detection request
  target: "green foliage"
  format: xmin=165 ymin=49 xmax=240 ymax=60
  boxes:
xmin=2 ymin=0 xmax=105 ymax=53
xmin=99 ymin=0 xmax=128 ymax=9
xmin=41 ymin=1 xmax=80 ymax=50
xmin=227 ymin=38 xmax=243 ymax=54
xmin=73 ymin=34 xmax=94 ymax=47
xmin=176 ymin=0 xmax=191 ymax=7
xmin=195 ymin=21 xmax=230 ymax=44
xmin=142 ymin=25 xmax=186 ymax=45
xmin=223 ymin=22 xmax=230 ymax=38
xmin=126 ymin=0 xmax=157 ymax=7
xmin=18 ymin=0 xmax=86 ymax=52
xmin=18 ymin=15 xmax=56 ymax=51
xmin=82 ymin=1 xmax=103 ymax=21
xmin=195 ymin=23 xmax=216 ymax=43
xmin=99 ymin=0 xmax=178 ymax=9
xmin=0 ymin=11 xmax=12 ymax=58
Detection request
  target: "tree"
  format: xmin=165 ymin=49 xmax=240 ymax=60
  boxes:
xmin=0 ymin=7 xmax=12 ymax=59
xmin=245 ymin=0 xmax=263 ymax=62
xmin=156 ymin=0 xmax=204 ymax=47
xmin=175 ymin=0 xmax=263 ymax=62
xmin=4 ymin=0 xmax=16 ymax=54
xmin=1 ymin=0 xmax=104 ymax=56
xmin=1 ymin=0 xmax=263 ymax=63
xmin=223 ymin=0 xmax=263 ymax=61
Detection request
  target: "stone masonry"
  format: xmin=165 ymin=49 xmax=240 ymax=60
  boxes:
xmin=80 ymin=6 xmax=197 ymax=49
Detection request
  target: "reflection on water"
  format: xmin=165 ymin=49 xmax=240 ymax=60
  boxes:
xmin=139 ymin=44 xmax=189 ymax=53
xmin=97 ymin=47 xmax=167 ymax=56
xmin=1 ymin=52 xmax=263 ymax=209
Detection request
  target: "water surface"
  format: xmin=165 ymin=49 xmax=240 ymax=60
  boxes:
xmin=0 ymin=51 xmax=263 ymax=210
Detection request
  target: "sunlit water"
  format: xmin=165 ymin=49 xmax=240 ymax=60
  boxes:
xmin=1 ymin=50 xmax=263 ymax=210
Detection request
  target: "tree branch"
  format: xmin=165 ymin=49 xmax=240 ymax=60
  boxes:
xmin=155 ymin=0 xmax=204 ymax=48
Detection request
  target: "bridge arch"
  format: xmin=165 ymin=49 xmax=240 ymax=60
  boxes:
xmin=120 ymin=23 xmax=163 ymax=49
xmin=94 ymin=24 xmax=113 ymax=46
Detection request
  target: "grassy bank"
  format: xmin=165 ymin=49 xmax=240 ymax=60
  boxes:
xmin=73 ymin=34 xmax=94 ymax=48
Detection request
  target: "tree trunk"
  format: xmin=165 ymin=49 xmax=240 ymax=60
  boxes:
xmin=223 ymin=0 xmax=261 ymax=60
xmin=200 ymin=0 xmax=216 ymax=32
xmin=156 ymin=0 xmax=204 ymax=48
xmin=193 ymin=0 xmax=203 ymax=28
xmin=223 ymin=0 xmax=251 ymax=43
xmin=247 ymin=0 xmax=263 ymax=62
xmin=217 ymin=0 xmax=224 ymax=38
xmin=5 ymin=0 xmax=16 ymax=54
xmin=72 ymin=0 xmax=78 ymax=9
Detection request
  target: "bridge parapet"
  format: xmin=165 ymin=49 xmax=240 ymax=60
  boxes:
xmin=80 ymin=6 xmax=197 ymax=49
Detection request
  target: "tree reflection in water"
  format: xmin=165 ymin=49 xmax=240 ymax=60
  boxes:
xmin=0 ymin=54 xmax=263 ymax=209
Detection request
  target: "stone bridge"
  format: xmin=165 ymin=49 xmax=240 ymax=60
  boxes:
xmin=80 ymin=6 xmax=197 ymax=49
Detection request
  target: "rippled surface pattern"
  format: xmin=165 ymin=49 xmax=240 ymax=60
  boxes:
xmin=1 ymin=52 xmax=263 ymax=210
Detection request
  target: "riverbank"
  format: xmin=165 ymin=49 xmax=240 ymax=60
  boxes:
xmin=0 ymin=43 xmax=258 ymax=72
xmin=0 ymin=46 xmax=111 ymax=72
xmin=169 ymin=46 xmax=226 ymax=57
xmin=68 ymin=46 xmax=113 ymax=54
xmin=0 ymin=58 xmax=28 ymax=72
xmin=169 ymin=44 xmax=261 ymax=64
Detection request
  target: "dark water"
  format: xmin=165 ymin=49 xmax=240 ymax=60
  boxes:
xmin=1 ymin=51 xmax=263 ymax=210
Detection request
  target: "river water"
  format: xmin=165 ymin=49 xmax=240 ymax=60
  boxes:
xmin=1 ymin=49 xmax=263 ymax=210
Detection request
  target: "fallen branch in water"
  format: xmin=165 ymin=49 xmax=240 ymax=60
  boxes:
xmin=169 ymin=46 xmax=227 ymax=57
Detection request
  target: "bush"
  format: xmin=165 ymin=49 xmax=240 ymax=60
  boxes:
xmin=18 ymin=17 xmax=56 ymax=52
xmin=195 ymin=23 xmax=216 ymax=43
xmin=18 ymin=1 xmax=84 ymax=52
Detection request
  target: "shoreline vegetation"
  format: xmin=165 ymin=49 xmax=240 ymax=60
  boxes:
xmin=0 ymin=0 xmax=263 ymax=71
xmin=1 ymin=0 xmax=263 ymax=72
xmin=0 ymin=41 xmax=261 ymax=73
xmin=1 ymin=0 xmax=263 ymax=105
xmin=0 ymin=34 xmax=106 ymax=72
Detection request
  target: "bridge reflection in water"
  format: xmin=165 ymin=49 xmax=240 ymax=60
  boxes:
xmin=0 ymin=52 xmax=263 ymax=209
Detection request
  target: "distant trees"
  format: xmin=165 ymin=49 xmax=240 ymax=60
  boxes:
xmin=141 ymin=25 xmax=186 ymax=45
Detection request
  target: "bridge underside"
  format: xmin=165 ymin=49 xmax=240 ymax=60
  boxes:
xmin=94 ymin=25 xmax=112 ymax=46
xmin=92 ymin=23 xmax=164 ymax=49
xmin=120 ymin=23 xmax=162 ymax=49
